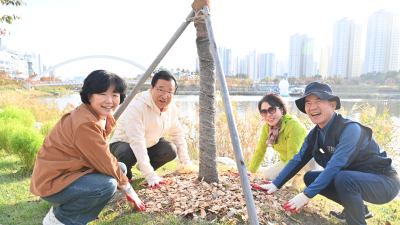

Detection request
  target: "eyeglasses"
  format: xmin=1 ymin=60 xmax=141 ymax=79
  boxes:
xmin=156 ymin=88 xmax=174 ymax=97
xmin=260 ymin=107 xmax=280 ymax=117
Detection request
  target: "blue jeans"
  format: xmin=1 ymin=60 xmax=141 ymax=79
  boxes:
xmin=42 ymin=162 xmax=127 ymax=225
xmin=304 ymin=170 xmax=400 ymax=225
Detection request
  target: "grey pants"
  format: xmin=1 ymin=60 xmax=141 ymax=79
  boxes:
xmin=110 ymin=137 xmax=177 ymax=180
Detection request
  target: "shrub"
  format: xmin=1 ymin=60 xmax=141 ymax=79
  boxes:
xmin=0 ymin=106 xmax=35 ymax=127
xmin=10 ymin=126 xmax=44 ymax=171
xmin=0 ymin=118 xmax=22 ymax=154
xmin=39 ymin=119 xmax=58 ymax=137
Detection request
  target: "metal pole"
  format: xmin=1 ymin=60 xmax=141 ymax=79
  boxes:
xmin=203 ymin=6 xmax=259 ymax=225
xmin=114 ymin=10 xmax=196 ymax=120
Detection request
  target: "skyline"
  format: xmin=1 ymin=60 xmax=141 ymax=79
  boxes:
xmin=1 ymin=0 xmax=399 ymax=78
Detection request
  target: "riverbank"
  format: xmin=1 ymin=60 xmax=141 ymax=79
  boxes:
xmin=175 ymin=90 xmax=400 ymax=99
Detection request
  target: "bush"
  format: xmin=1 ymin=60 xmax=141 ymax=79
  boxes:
xmin=10 ymin=126 xmax=44 ymax=171
xmin=39 ymin=119 xmax=58 ymax=137
xmin=0 ymin=118 xmax=22 ymax=154
xmin=0 ymin=106 xmax=35 ymax=127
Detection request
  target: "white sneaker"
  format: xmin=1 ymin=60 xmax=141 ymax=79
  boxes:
xmin=43 ymin=206 xmax=64 ymax=225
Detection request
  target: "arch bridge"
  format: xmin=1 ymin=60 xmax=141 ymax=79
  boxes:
xmin=24 ymin=55 xmax=148 ymax=89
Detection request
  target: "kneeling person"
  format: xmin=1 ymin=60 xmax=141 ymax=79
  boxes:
xmin=262 ymin=82 xmax=400 ymax=225
xmin=110 ymin=70 xmax=192 ymax=189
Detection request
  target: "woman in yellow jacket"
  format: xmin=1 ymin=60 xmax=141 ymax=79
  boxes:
xmin=248 ymin=93 xmax=317 ymax=189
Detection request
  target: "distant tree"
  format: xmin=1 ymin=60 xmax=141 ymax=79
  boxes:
xmin=287 ymin=77 xmax=297 ymax=85
xmin=235 ymin=73 xmax=248 ymax=79
xmin=153 ymin=66 xmax=168 ymax=74
xmin=349 ymin=78 xmax=360 ymax=85
xmin=333 ymin=75 xmax=342 ymax=85
xmin=262 ymin=76 xmax=271 ymax=83
xmin=1 ymin=0 xmax=26 ymax=35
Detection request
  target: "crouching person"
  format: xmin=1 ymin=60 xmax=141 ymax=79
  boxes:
xmin=261 ymin=82 xmax=400 ymax=225
xmin=31 ymin=70 xmax=145 ymax=225
xmin=110 ymin=70 xmax=192 ymax=189
xmin=247 ymin=93 xmax=319 ymax=190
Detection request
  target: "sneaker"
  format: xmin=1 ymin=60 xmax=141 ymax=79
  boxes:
xmin=330 ymin=205 xmax=374 ymax=223
xmin=43 ymin=206 xmax=64 ymax=225
xmin=364 ymin=205 xmax=374 ymax=220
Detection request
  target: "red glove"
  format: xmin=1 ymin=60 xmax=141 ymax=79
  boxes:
xmin=249 ymin=182 xmax=277 ymax=194
xmin=124 ymin=185 xmax=145 ymax=211
xmin=148 ymin=177 xmax=167 ymax=189
xmin=283 ymin=193 xmax=310 ymax=214
xmin=232 ymin=171 xmax=253 ymax=176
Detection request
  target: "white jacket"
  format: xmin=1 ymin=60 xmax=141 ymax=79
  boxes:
xmin=110 ymin=90 xmax=190 ymax=183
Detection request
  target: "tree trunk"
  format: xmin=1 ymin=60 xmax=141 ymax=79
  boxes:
xmin=195 ymin=14 xmax=218 ymax=183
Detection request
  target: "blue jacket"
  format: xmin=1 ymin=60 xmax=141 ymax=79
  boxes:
xmin=273 ymin=113 xmax=399 ymax=198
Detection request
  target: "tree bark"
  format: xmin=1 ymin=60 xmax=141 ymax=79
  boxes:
xmin=195 ymin=13 xmax=218 ymax=183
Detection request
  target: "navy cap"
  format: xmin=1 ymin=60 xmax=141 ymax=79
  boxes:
xmin=295 ymin=82 xmax=341 ymax=114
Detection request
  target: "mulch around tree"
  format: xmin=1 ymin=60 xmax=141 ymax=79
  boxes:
xmin=108 ymin=170 xmax=337 ymax=224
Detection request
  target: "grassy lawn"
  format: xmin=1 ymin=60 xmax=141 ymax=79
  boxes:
xmin=1 ymin=150 xmax=399 ymax=225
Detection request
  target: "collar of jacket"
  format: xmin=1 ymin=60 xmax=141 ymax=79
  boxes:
xmin=277 ymin=114 xmax=291 ymax=134
xmin=81 ymin=103 xmax=116 ymax=135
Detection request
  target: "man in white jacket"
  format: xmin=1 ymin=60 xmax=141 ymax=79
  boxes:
xmin=110 ymin=71 xmax=192 ymax=189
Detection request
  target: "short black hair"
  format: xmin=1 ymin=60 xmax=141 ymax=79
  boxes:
xmin=258 ymin=93 xmax=288 ymax=115
xmin=151 ymin=70 xmax=178 ymax=93
xmin=80 ymin=70 xmax=127 ymax=104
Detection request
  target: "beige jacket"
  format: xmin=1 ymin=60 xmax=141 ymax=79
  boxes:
xmin=30 ymin=104 xmax=129 ymax=197
xmin=110 ymin=90 xmax=190 ymax=183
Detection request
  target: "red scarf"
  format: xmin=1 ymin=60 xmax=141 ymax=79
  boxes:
xmin=266 ymin=117 xmax=283 ymax=146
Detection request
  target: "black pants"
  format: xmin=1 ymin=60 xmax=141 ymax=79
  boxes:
xmin=110 ymin=137 xmax=177 ymax=180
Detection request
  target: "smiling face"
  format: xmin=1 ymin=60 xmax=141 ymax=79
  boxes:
xmin=304 ymin=94 xmax=337 ymax=129
xmin=149 ymin=79 xmax=176 ymax=110
xmin=261 ymin=102 xmax=283 ymax=126
xmin=88 ymin=85 xmax=120 ymax=120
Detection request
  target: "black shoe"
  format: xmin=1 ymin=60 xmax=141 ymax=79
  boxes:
xmin=364 ymin=205 xmax=374 ymax=220
xmin=330 ymin=205 xmax=374 ymax=223
xmin=330 ymin=209 xmax=347 ymax=223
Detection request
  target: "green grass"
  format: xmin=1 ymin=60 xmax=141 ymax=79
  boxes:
xmin=0 ymin=152 xmax=52 ymax=225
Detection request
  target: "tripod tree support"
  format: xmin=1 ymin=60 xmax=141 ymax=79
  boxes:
xmin=113 ymin=10 xmax=195 ymax=120
xmin=201 ymin=4 xmax=260 ymax=225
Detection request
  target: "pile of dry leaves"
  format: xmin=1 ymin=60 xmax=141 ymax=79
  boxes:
xmin=126 ymin=170 xmax=304 ymax=224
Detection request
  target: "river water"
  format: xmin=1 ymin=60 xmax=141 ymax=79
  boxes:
xmin=36 ymin=93 xmax=400 ymax=120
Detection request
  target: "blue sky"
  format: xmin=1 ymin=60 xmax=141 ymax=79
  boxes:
xmin=1 ymin=0 xmax=399 ymax=78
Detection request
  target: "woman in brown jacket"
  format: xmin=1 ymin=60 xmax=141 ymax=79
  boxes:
xmin=31 ymin=70 xmax=145 ymax=225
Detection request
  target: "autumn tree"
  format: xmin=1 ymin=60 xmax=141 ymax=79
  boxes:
xmin=1 ymin=0 xmax=26 ymax=35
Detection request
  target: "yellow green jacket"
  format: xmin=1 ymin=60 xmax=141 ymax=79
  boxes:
xmin=248 ymin=114 xmax=307 ymax=172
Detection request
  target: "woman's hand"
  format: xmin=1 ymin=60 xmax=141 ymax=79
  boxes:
xmin=124 ymin=184 xmax=146 ymax=211
xmin=231 ymin=170 xmax=254 ymax=176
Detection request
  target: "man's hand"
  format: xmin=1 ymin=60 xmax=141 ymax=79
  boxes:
xmin=231 ymin=170 xmax=253 ymax=176
xmin=181 ymin=160 xmax=192 ymax=165
xmin=251 ymin=182 xmax=277 ymax=194
xmin=283 ymin=192 xmax=310 ymax=214
xmin=176 ymin=160 xmax=198 ymax=173
xmin=124 ymin=185 xmax=145 ymax=211
xmin=148 ymin=175 xmax=167 ymax=189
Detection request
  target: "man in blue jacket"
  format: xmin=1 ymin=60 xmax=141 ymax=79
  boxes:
xmin=262 ymin=82 xmax=400 ymax=225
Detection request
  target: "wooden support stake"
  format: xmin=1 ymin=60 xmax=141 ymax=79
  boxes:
xmin=114 ymin=10 xmax=196 ymax=120
xmin=202 ymin=6 xmax=260 ymax=225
